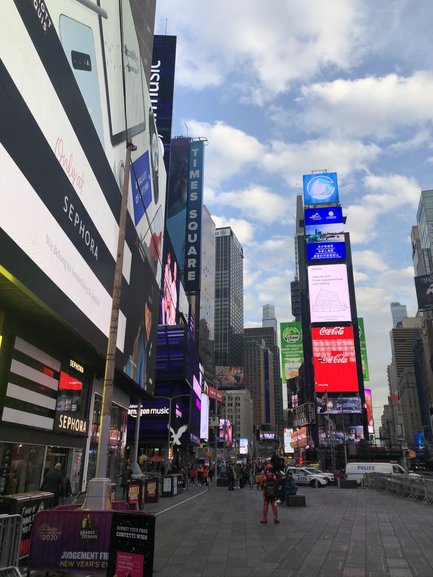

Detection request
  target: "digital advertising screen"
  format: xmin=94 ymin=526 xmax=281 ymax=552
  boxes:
xmin=305 ymin=207 xmax=344 ymax=257
xmin=316 ymin=394 xmax=362 ymax=414
xmin=219 ymin=419 xmax=233 ymax=443
xmin=303 ymin=172 xmax=339 ymax=205
xmin=318 ymin=425 xmax=364 ymax=445
xmin=365 ymin=388 xmax=374 ymax=434
xmin=312 ymin=326 xmax=359 ymax=393
xmin=308 ymin=264 xmax=351 ymax=323
xmin=160 ymin=233 xmax=180 ymax=325
xmin=306 ymin=242 xmax=346 ymax=262
xmin=200 ymin=393 xmax=209 ymax=440
xmin=283 ymin=428 xmax=295 ymax=454
xmin=215 ymin=366 xmax=245 ymax=390
xmin=239 ymin=438 xmax=248 ymax=455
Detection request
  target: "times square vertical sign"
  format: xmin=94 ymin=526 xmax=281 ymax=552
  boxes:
xmin=184 ymin=140 xmax=204 ymax=292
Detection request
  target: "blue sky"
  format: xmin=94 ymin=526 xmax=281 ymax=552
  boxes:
xmin=154 ymin=0 xmax=433 ymax=424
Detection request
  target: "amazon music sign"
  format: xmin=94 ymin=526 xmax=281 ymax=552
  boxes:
xmin=312 ymin=326 xmax=359 ymax=393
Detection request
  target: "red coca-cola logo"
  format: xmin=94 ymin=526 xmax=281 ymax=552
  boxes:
xmin=319 ymin=353 xmax=348 ymax=364
xmin=319 ymin=327 xmax=344 ymax=336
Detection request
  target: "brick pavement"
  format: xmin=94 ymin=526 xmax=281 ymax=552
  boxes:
xmin=145 ymin=483 xmax=433 ymax=577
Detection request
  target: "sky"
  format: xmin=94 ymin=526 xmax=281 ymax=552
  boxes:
xmin=154 ymin=0 xmax=433 ymax=427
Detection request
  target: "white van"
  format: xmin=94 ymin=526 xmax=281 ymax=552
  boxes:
xmin=345 ymin=462 xmax=405 ymax=484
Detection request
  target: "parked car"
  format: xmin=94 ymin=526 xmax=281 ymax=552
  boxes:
xmin=287 ymin=467 xmax=328 ymax=487
xmin=302 ymin=467 xmax=335 ymax=484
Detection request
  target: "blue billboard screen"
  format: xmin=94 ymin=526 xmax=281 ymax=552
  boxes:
xmin=303 ymin=172 xmax=339 ymax=205
xmin=304 ymin=206 xmax=343 ymax=227
xmin=307 ymin=242 xmax=346 ymax=261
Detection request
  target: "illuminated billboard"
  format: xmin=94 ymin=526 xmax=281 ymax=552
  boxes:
xmin=305 ymin=206 xmax=345 ymax=262
xmin=303 ymin=172 xmax=339 ymax=205
xmin=239 ymin=438 xmax=248 ymax=455
xmin=283 ymin=428 xmax=295 ymax=454
xmin=306 ymin=242 xmax=346 ymax=262
xmin=1 ymin=2 xmax=167 ymax=395
xmin=215 ymin=366 xmax=244 ymax=390
xmin=280 ymin=321 xmax=304 ymax=380
xmin=316 ymin=394 xmax=362 ymax=414
xmin=312 ymin=326 xmax=359 ymax=393
xmin=308 ymin=264 xmax=351 ymax=323
xmin=365 ymin=388 xmax=374 ymax=434
xmin=305 ymin=206 xmax=344 ymax=230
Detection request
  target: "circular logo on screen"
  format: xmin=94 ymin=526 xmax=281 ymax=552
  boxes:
xmin=283 ymin=325 xmax=301 ymax=344
xmin=306 ymin=174 xmax=336 ymax=202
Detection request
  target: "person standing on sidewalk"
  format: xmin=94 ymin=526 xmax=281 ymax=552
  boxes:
xmin=259 ymin=464 xmax=280 ymax=524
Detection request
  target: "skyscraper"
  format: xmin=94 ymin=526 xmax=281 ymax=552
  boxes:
xmin=214 ymin=227 xmax=244 ymax=368
xmin=262 ymin=304 xmax=277 ymax=332
xmin=390 ymin=302 xmax=408 ymax=328
xmin=416 ymin=189 xmax=433 ymax=274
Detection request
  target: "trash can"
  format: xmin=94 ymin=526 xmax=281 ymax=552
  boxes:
xmin=144 ymin=477 xmax=159 ymax=503
xmin=176 ymin=474 xmax=184 ymax=495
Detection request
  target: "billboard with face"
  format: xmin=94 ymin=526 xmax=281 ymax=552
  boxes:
xmin=312 ymin=326 xmax=359 ymax=393
xmin=308 ymin=264 xmax=351 ymax=323
xmin=303 ymin=172 xmax=339 ymax=205
xmin=0 ymin=2 xmax=166 ymax=394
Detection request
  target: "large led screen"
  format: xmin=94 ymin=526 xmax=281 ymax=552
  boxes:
xmin=365 ymin=388 xmax=374 ymax=434
xmin=312 ymin=326 xmax=359 ymax=393
xmin=215 ymin=366 xmax=244 ymax=390
xmin=306 ymin=242 xmax=346 ymax=262
xmin=308 ymin=264 xmax=351 ymax=323
xmin=303 ymin=172 xmax=339 ymax=205
xmin=316 ymin=394 xmax=362 ymax=414
xmin=0 ymin=2 xmax=167 ymax=395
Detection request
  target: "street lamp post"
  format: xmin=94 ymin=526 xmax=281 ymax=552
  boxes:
xmin=83 ymin=140 xmax=136 ymax=510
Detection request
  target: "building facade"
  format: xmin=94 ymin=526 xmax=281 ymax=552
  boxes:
xmin=214 ymin=227 xmax=244 ymax=368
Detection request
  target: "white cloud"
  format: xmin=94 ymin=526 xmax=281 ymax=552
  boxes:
xmin=156 ymin=0 xmax=369 ymax=102
xmin=182 ymin=120 xmax=265 ymax=187
xmin=299 ymin=72 xmax=433 ymax=139
xmin=210 ymin=215 xmax=255 ymax=245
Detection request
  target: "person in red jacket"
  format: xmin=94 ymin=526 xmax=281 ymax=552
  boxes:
xmin=259 ymin=464 xmax=280 ymax=524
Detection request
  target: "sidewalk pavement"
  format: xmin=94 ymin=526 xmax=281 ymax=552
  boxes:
xmin=146 ymin=483 xmax=433 ymax=577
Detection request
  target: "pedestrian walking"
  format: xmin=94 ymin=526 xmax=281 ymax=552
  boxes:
xmin=259 ymin=464 xmax=280 ymax=524
xmin=40 ymin=462 xmax=64 ymax=508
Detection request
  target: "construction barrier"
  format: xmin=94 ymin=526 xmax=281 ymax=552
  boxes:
xmin=0 ymin=513 xmax=23 ymax=575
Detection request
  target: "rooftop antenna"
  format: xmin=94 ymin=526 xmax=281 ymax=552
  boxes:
xmin=165 ymin=18 xmax=168 ymax=35
xmin=184 ymin=122 xmax=189 ymax=137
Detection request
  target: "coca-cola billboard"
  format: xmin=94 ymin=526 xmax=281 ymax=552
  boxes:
xmin=312 ymin=326 xmax=359 ymax=393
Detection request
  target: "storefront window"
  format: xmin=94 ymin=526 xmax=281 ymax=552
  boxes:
xmin=0 ymin=443 xmax=45 ymax=495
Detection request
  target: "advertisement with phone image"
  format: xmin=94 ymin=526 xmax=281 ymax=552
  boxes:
xmin=1 ymin=2 xmax=166 ymax=394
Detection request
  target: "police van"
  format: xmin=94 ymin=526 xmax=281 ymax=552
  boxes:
xmin=345 ymin=462 xmax=406 ymax=484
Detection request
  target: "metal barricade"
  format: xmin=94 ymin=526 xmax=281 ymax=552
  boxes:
xmin=409 ymin=477 xmax=428 ymax=502
xmin=422 ymin=478 xmax=433 ymax=504
xmin=0 ymin=514 xmax=23 ymax=571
